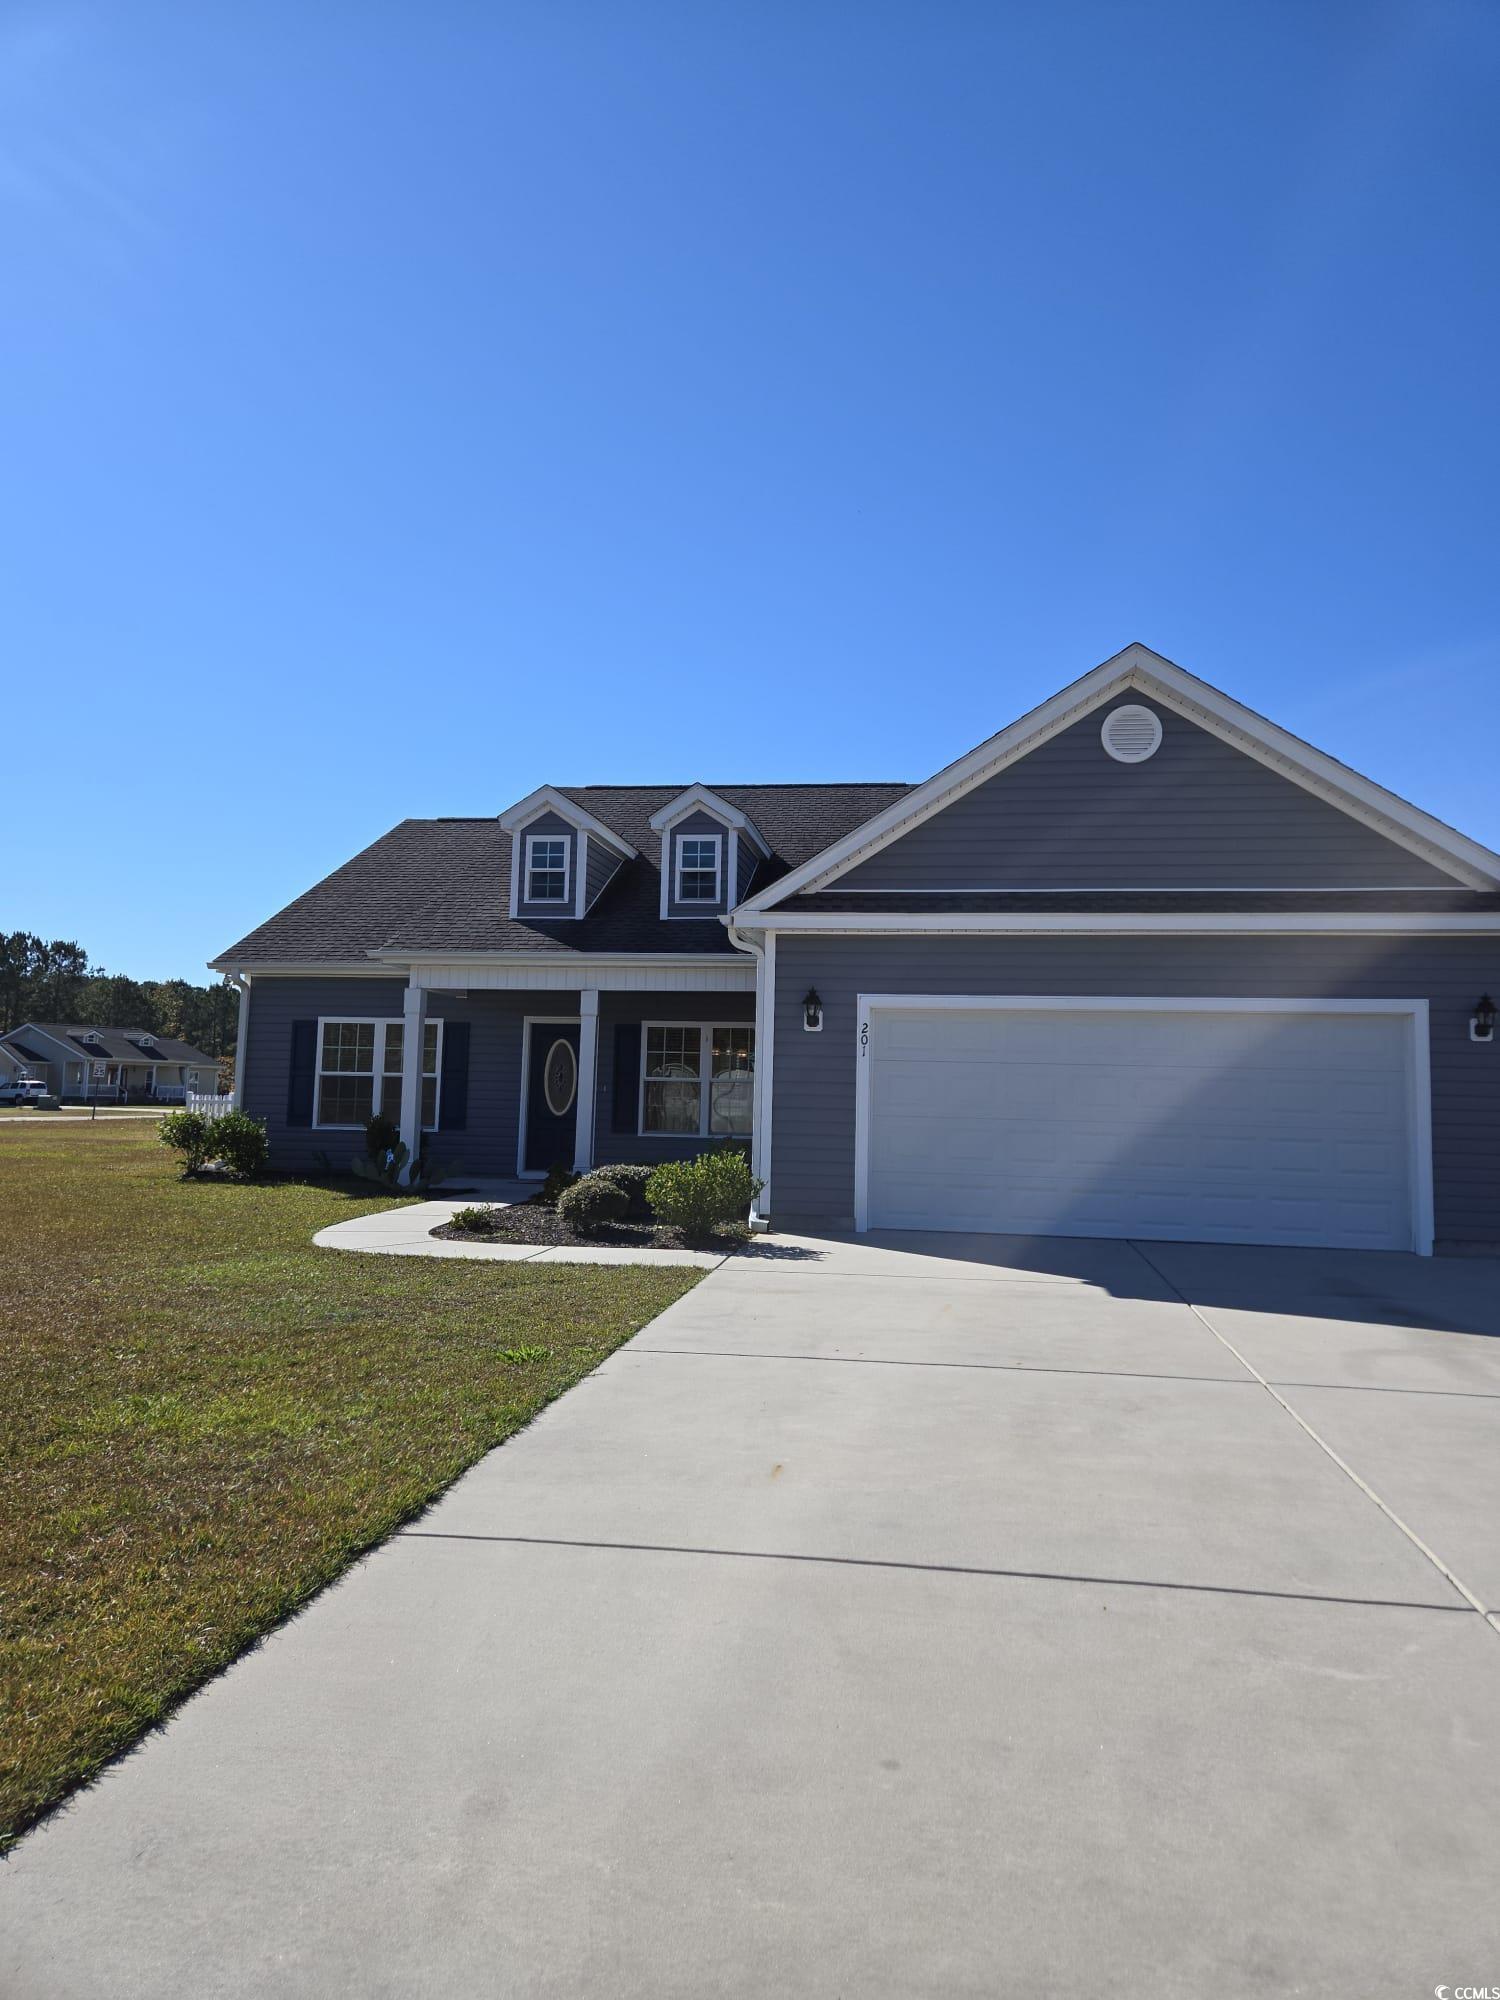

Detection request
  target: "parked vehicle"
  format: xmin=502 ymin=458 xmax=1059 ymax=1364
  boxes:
xmin=0 ymin=1076 xmax=54 ymax=1106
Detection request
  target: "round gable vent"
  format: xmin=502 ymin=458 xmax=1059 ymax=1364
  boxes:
xmin=1100 ymin=703 xmax=1163 ymax=764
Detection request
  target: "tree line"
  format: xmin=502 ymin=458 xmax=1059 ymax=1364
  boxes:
xmin=0 ymin=934 xmax=239 ymax=1057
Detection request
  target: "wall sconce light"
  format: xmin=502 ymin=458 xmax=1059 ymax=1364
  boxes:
xmin=1471 ymin=994 xmax=1496 ymax=1044
xmin=802 ymin=987 xmax=824 ymax=1033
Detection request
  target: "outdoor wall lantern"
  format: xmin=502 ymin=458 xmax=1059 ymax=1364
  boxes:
xmin=802 ymin=987 xmax=824 ymax=1033
xmin=1471 ymin=994 xmax=1496 ymax=1044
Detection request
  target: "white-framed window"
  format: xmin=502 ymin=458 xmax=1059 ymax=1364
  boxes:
xmin=315 ymin=1017 xmax=442 ymax=1129
xmin=639 ymin=1022 xmax=754 ymax=1137
xmin=525 ymin=834 xmax=570 ymax=904
xmin=675 ymin=834 xmax=722 ymax=904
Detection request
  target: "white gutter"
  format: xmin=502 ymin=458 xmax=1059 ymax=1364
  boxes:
xmin=727 ymin=919 xmax=774 ymax=1231
xmin=745 ymin=912 xmax=1500 ymax=936
xmin=229 ymin=974 xmax=251 ymax=1110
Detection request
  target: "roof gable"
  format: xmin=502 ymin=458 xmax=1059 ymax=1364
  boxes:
xmin=831 ymin=700 xmax=1456 ymax=891
xmin=737 ymin=645 xmax=1500 ymax=909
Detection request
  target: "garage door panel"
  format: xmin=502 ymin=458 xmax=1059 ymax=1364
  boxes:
xmin=865 ymin=1006 xmax=1415 ymax=1252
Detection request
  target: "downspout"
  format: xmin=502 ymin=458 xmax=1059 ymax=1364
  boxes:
xmin=725 ymin=918 xmax=772 ymax=1232
xmin=228 ymin=973 xmax=251 ymax=1110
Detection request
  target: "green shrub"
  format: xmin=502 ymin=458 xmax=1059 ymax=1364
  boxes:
xmin=593 ymin=1163 xmax=654 ymax=1220
xmin=157 ymin=1109 xmax=267 ymax=1178
xmin=365 ymin=1112 xmax=400 ymax=1158
xmin=646 ymin=1150 xmax=763 ymax=1239
xmin=539 ymin=1161 xmax=579 ymax=1205
xmin=448 ymin=1205 xmax=495 ymax=1234
xmin=209 ymin=1110 xmax=268 ymax=1177
xmin=158 ymin=1109 xmax=212 ymax=1174
xmin=556 ymin=1171 xmax=629 ymax=1235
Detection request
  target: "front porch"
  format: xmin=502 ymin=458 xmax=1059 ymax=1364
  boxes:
xmin=252 ymin=957 xmax=766 ymax=1201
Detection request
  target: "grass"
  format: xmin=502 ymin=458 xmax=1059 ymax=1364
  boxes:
xmin=0 ymin=1122 xmax=702 ymax=1850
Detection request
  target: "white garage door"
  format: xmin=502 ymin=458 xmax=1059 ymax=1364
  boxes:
xmin=862 ymin=1003 xmax=1419 ymax=1251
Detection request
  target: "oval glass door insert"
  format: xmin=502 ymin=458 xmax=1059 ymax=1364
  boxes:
xmin=543 ymin=1038 xmax=578 ymax=1117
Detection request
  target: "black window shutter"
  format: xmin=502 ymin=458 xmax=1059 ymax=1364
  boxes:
xmin=611 ymin=1022 xmax=641 ymax=1134
xmin=439 ymin=1021 xmax=469 ymax=1131
xmin=286 ymin=1021 xmax=316 ymax=1127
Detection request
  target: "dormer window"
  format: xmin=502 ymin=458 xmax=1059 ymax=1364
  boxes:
xmin=676 ymin=835 xmax=722 ymax=904
xmin=525 ymin=835 xmax=570 ymax=904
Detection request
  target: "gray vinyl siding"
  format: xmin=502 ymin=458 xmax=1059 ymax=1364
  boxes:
xmin=769 ymin=935 xmax=1500 ymax=1247
xmin=584 ymin=835 xmax=621 ymax=913
xmin=242 ymin=976 xmax=576 ymax=1175
xmin=592 ymin=991 xmax=757 ymax=1166
xmin=666 ymin=811 xmax=730 ymax=918
xmin=735 ymin=837 xmax=760 ymax=905
xmin=242 ymin=975 xmax=751 ymax=1177
xmin=836 ymin=705 xmax=1457 ymax=890
xmin=515 ymin=812 xmax=579 ymax=921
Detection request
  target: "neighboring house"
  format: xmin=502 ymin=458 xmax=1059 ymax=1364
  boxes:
xmin=0 ymin=1025 xmax=222 ymax=1103
xmin=0 ymin=1043 xmax=44 ymax=1091
xmin=213 ymin=645 xmax=1500 ymax=1255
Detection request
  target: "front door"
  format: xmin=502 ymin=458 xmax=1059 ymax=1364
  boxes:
xmin=524 ymin=1022 xmax=581 ymax=1173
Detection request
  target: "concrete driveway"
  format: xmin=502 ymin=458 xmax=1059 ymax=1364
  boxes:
xmin=4 ymin=1233 xmax=1500 ymax=1998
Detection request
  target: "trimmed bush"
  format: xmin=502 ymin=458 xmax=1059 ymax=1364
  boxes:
xmin=449 ymin=1205 xmax=495 ymax=1234
xmin=557 ymin=1171 xmax=629 ymax=1235
xmin=209 ymin=1110 xmax=268 ymax=1177
xmin=540 ymin=1161 xmax=579 ymax=1206
xmin=158 ymin=1109 xmax=212 ymax=1174
xmin=593 ymin=1163 xmax=654 ymax=1220
xmin=157 ymin=1108 xmax=267 ymax=1178
xmin=646 ymin=1150 xmax=763 ymax=1239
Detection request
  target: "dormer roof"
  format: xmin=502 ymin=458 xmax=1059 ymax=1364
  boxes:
xmin=497 ymin=786 xmax=637 ymax=860
xmin=647 ymin=786 xmax=769 ymax=854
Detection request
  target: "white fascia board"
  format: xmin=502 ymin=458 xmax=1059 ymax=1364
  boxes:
xmin=647 ymin=786 xmax=769 ymax=854
xmin=497 ymin=786 xmax=637 ymax=860
xmin=756 ymin=911 xmax=1500 ymax=935
xmin=735 ymin=643 xmax=1500 ymax=911
xmin=374 ymin=949 xmax=754 ymax=966
xmin=208 ymin=960 xmax=404 ymax=978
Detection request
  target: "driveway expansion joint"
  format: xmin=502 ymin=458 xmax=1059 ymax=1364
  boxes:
xmin=1126 ymin=1240 xmax=1497 ymax=1632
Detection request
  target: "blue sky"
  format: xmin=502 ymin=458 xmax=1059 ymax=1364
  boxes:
xmin=3 ymin=1 xmax=1497 ymax=980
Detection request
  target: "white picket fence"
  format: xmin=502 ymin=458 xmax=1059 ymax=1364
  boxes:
xmin=186 ymin=1092 xmax=235 ymax=1117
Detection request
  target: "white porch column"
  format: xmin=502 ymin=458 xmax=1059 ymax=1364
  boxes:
xmin=398 ymin=979 xmax=427 ymax=1174
xmin=573 ymin=989 xmax=600 ymax=1173
xmin=749 ymin=931 xmax=774 ymax=1228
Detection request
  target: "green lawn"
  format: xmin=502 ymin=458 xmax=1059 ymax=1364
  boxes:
xmin=0 ymin=1123 xmax=701 ymax=1850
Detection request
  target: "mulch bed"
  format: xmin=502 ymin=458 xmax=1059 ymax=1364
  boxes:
xmin=431 ymin=1201 xmax=741 ymax=1252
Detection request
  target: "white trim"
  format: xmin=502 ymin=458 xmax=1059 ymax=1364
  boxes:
xmin=517 ymin=1014 xmax=581 ymax=1177
xmin=499 ymin=786 xmax=637 ymax=859
xmin=230 ymin=975 xmax=251 ymax=1111
xmin=638 ymin=1019 xmax=756 ymax=1140
xmin=734 ymin=644 xmax=1500 ymax=912
xmin=647 ymin=786 xmax=769 ymax=853
xmin=312 ymin=1013 xmax=443 ymax=1133
xmin=851 ymin=993 xmax=1434 ymax=1255
xmin=674 ymin=831 xmax=723 ymax=909
xmin=750 ymin=912 xmax=1500 ymax=936
xmin=523 ymin=831 xmax=572 ymax=908
xmin=796 ymin=884 xmax=1475 ymax=895
xmin=210 ymin=961 xmax=398 ymax=978
xmin=574 ymin=990 xmax=599 ymax=1172
xmin=574 ymin=832 xmax=588 ymax=920
xmin=405 ymin=956 xmax=756 ymax=993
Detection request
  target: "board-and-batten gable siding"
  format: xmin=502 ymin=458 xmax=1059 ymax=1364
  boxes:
xmin=831 ymin=705 xmax=1458 ymax=891
xmin=591 ymin=989 xmax=757 ymax=1167
xmin=767 ymin=935 xmax=1500 ymax=1246
xmin=241 ymin=976 xmax=576 ymax=1174
xmin=514 ymin=810 xmax=579 ymax=920
xmin=665 ymin=809 xmax=732 ymax=917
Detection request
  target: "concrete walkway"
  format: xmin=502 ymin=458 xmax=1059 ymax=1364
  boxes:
xmin=4 ymin=1232 xmax=1500 ymax=1996
xmin=313 ymin=1185 xmax=726 ymax=1267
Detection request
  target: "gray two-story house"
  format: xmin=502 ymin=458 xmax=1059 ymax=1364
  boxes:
xmin=214 ymin=646 xmax=1500 ymax=1254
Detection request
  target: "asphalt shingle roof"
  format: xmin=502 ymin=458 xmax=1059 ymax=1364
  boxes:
xmin=12 ymin=1025 xmax=220 ymax=1066
xmin=214 ymin=784 xmax=913 ymax=965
